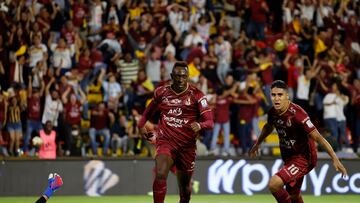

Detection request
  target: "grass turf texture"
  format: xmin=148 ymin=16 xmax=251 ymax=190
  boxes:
xmin=1 ymin=195 xmax=359 ymax=203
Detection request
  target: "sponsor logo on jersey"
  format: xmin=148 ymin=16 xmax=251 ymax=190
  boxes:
xmin=170 ymin=98 xmax=182 ymax=105
xmin=163 ymin=115 xmax=189 ymax=128
xmin=167 ymin=108 xmax=182 ymax=116
xmin=162 ymin=97 xmax=183 ymax=106
xmin=162 ymin=97 xmax=169 ymax=104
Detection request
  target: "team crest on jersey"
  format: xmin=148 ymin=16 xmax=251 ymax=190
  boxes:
xmin=162 ymin=97 xmax=169 ymax=104
xmin=286 ymin=119 xmax=292 ymax=127
xmin=185 ymin=97 xmax=191 ymax=105
xmin=276 ymin=119 xmax=284 ymax=125
xmin=162 ymin=97 xmax=183 ymax=106
xmin=289 ymin=107 xmax=296 ymax=114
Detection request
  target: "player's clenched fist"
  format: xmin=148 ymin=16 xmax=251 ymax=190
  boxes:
xmin=190 ymin=122 xmax=201 ymax=133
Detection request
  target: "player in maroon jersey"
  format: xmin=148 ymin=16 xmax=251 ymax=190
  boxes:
xmin=249 ymin=80 xmax=347 ymax=203
xmin=138 ymin=61 xmax=214 ymax=203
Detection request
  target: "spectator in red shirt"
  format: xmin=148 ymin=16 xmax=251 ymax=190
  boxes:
xmin=71 ymin=0 xmax=89 ymax=29
xmin=246 ymin=0 xmax=269 ymax=40
xmin=61 ymin=85 xmax=86 ymax=156
xmin=23 ymin=76 xmax=45 ymax=154
xmin=210 ymin=85 xmax=236 ymax=156
xmin=89 ymin=103 xmax=114 ymax=156
xmin=61 ymin=21 xmax=76 ymax=46
xmin=77 ymin=48 xmax=92 ymax=74
xmin=233 ymin=87 xmax=257 ymax=154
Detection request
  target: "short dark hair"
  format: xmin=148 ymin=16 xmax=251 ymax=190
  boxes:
xmin=271 ymin=80 xmax=288 ymax=90
xmin=173 ymin=61 xmax=188 ymax=72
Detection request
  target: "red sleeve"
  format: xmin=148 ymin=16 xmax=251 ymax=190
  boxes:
xmin=196 ymin=92 xmax=214 ymax=130
xmin=199 ymin=110 xmax=214 ymax=130
xmin=137 ymin=99 xmax=159 ymax=128
xmin=294 ymin=107 xmax=316 ymax=135
xmin=137 ymin=87 xmax=162 ymax=128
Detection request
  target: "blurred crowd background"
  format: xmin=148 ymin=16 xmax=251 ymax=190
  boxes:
xmin=0 ymin=0 xmax=359 ymax=158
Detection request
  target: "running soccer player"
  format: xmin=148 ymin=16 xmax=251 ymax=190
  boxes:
xmin=249 ymin=80 xmax=347 ymax=203
xmin=138 ymin=61 xmax=214 ymax=203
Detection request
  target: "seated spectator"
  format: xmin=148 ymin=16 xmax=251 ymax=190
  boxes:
xmin=39 ymin=120 xmax=57 ymax=160
xmin=127 ymin=107 xmax=142 ymax=156
xmin=110 ymin=114 xmax=129 ymax=157
xmin=89 ymin=103 xmax=114 ymax=156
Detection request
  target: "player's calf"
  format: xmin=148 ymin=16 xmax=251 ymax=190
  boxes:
xmin=289 ymin=194 xmax=303 ymax=203
xmin=179 ymin=186 xmax=191 ymax=203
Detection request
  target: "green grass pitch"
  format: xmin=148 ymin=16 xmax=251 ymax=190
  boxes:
xmin=1 ymin=194 xmax=359 ymax=203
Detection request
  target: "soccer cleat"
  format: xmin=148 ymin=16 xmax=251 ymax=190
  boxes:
xmin=43 ymin=173 xmax=63 ymax=199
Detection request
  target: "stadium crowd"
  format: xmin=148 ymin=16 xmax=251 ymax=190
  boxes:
xmin=0 ymin=0 xmax=359 ymax=158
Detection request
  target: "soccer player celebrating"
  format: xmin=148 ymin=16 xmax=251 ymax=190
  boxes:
xmin=138 ymin=61 xmax=214 ymax=203
xmin=249 ymin=80 xmax=347 ymax=203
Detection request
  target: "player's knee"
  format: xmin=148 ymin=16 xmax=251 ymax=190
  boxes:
xmin=155 ymin=169 xmax=168 ymax=180
xmin=268 ymin=176 xmax=283 ymax=193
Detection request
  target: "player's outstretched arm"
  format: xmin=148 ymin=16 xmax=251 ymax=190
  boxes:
xmin=35 ymin=173 xmax=63 ymax=203
xmin=249 ymin=123 xmax=274 ymax=157
xmin=309 ymin=130 xmax=348 ymax=178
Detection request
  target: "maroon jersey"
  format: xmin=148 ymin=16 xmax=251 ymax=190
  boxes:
xmin=214 ymin=96 xmax=232 ymax=123
xmin=64 ymin=102 xmax=81 ymax=125
xmin=72 ymin=3 xmax=88 ymax=28
xmin=140 ymin=84 xmax=213 ymax=148
xmin=268 ymin=102 xmax=317 ymax=166
xmin=27 ymin=97 xmax=41 ymax=121
xmin=90 ymin=109 xmax=109 ymax=130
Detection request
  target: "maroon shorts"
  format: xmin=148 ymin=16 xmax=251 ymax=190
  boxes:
xmin=156 ymin=140 xmax=196 ymax=174
xmin=276 ymin=156 xmax=315 ymax=194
